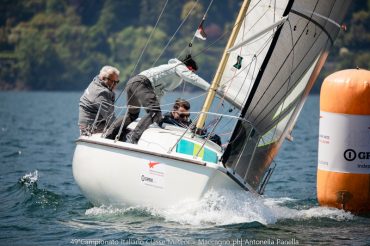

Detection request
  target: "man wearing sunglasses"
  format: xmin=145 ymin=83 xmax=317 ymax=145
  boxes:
xmin=161 ymin=98 xmax=192 ymax=128
xmin=160 ymin=98 xmax=222 ymax=146
xmin=106 ymin=54 xmax=210 ymax=144
xmin=78 ymin=65 xmax=120 ymax=135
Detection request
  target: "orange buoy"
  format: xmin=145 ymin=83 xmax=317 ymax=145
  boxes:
xmin=317 ymin=68 xmax=370 ymax=214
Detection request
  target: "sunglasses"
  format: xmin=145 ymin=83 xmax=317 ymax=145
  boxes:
xmin=106 ymin=77 xmax=119 ymax=84
xmin=177 ymin=112 xmax=190 ymax=120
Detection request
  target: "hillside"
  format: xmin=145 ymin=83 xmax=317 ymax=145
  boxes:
xmin=0 ymin=0 xmax=369 ymax=92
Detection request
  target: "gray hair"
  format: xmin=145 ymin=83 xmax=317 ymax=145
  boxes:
xmin=99 ymin=65 xmax=120 ymax=79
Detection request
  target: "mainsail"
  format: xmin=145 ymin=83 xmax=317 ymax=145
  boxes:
xmin=210 ymin=0 xmax=352 ymax=193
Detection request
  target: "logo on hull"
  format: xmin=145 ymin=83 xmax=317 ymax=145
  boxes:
xmin=148 ymin=161 xmax=160 ymax=168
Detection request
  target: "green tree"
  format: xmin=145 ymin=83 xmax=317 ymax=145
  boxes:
xmin=139 ymin=0 xmax=182 ymax=34
xmin=8 ymin=6 xmax=106 ymax=90
xmin=12 ymin=24 xmax=64 ymax=90
xmin=108 ymin=26 xmax=167 ymax=82
xmin=327 ymin=7 xmax=370 ymax=72
xmin=1 ymin=0 xmax=368 ymax=91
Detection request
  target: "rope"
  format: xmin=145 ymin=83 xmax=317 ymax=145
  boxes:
xmin=112 ymin=106 xmax=237 ymax=120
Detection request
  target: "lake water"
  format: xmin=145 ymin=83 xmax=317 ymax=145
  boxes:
xmin=0 ymin=91 xmax=369 ymax=246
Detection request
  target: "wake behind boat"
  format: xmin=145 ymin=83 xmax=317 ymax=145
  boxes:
xmin=73 ymin=0 xmax=351 ymax=208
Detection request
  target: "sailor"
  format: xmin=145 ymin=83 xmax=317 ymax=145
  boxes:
xmin=106 ymin=55 xmax=210 ymax=144
xmin=161 ymin=98 xmax=222 ymax=146
xmin=161 ymin=98 xmax=192 ymax=128
xmin=78 ymin=65 xmax=120 ymax=135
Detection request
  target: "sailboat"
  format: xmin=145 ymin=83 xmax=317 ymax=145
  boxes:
xmin=73 ymin=0 xmax=351 ymax=208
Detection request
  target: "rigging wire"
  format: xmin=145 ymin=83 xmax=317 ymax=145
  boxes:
xmin=175 ymin=4 xmax=252 ymax=126
xmin=175 ymin=0 xmax=265 ymax=81
xmin=115 ymin=0 xmax=169 ymax=102
xmin=187 ymin=0 xmax=214 ymax=53
xmin=115 ymin=0 xmax=220 ymax=123
xmin=118 ymin=0 xmax=261 ymax=108
xmin=129 ymin=0 xmax=169 ymax=75
xmin=112 ymin=0 xmax=273 ymax=139
xmin=116 ymin=0 xmax=201 ymax=107
xmin=151 ymin=0 xmax=200 ymax=68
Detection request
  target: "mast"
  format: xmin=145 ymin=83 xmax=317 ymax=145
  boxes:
xmin=195 ymin=0 xmax=251 ymax=131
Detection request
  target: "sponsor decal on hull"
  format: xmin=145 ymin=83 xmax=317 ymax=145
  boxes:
xmin=140 ymin=161 xmax=166 ymax=189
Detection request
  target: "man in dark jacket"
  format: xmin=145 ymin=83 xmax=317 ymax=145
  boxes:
xmin=161 ymin=98 xmax=192 ymax=128
xmin=161 ymin=98 xmax=222 ymax=146
xmin=78 ymin=65 xmax=120 ymax=135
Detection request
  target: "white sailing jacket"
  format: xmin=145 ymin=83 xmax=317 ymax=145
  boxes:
xmin=139 ymin=58 xmax=210 ymax=97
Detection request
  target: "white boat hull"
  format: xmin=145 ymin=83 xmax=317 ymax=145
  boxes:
xmin=72 ymin=125 xmax=244 ymax=208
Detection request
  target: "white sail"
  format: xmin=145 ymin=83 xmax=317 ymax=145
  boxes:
xmin=218 ymin=1 xmax=290 ymax=108
xmin=220 ymin=0 xmax=352 ymax=192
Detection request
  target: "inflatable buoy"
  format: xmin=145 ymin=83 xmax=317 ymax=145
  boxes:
xmin=317 ymin=68 xmax=370 ymax=214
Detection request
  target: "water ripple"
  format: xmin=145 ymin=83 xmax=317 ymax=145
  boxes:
xmin=1 ymin=92 xmax=369 ymax=245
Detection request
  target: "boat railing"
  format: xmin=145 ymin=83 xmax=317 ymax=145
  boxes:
xmin=89 ymin=101 xmax=245 ymax=148
xmin=193 ymin=114 xmax=223 ymax=158
xmin=87 ymin=101 xmax=277 ymax=192
xmin=88 ymin=101 xmax=260 ymax=145
xmin=167 ymin=111 xmax=252 ymax=159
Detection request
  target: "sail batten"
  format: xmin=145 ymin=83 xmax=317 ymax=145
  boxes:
xmin=216 ymin=0 xmax=351 ymax=192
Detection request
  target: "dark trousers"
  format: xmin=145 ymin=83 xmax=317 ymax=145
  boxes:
xmin=106 ymin=75 xmax=161 ymax=142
